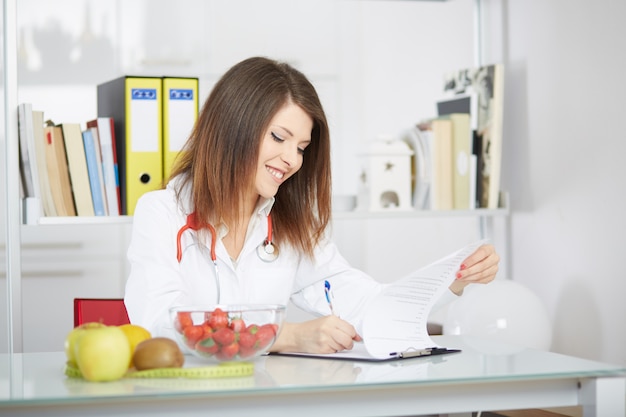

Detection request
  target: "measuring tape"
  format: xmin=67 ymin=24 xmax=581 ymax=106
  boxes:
xmin=65 ymin=361 xmax=254 ymax=380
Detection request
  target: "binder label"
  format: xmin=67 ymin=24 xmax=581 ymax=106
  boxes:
xmin=132 ymin=88 xmax=157 ymax=100
xmin=170 ymin=89 xmax=194 ymax=100
xmin=130 ymin=88 xmax=159 ymax=152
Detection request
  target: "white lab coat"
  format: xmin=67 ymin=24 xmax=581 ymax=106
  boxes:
xmin=124 ymin=176 xmax=456 ymax=343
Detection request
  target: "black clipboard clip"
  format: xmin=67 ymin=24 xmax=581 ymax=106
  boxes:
xmin=389 ymin=346 xmax=461 ymax=359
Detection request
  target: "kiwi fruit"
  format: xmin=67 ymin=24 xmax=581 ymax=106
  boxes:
xmin=132 ymin=337 xmax=185 ymax=370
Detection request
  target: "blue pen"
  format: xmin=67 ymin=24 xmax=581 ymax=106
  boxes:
xmin=324 ymin=280 xmax=336 ymax=316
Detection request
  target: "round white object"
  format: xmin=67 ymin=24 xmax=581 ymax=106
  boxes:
xmin=443 ymin=280 xmax=552 ymax=351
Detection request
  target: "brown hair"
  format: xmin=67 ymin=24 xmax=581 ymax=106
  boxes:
xmin=168 ymin=57 xmax=331 ymax=258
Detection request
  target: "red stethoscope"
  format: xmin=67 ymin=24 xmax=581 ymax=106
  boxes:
xmin=175 ymin=212 xmax=278 ymax=303
xmin=176 ymin=212 xmax=278 ymax=265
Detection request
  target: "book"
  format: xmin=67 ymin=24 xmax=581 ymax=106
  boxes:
xmin=61 ymin=123 xmax=95 ymax=216
xmin=86 ymin=117 xmax=120 ymax=216
xmin=82 ymin=128 xmax=107 ymax=216
xmin=437 ymin=93 xmax=480 ymax=209
xmin=98 ymin=76 xmax=163 ymax=215
xmin=405 ymin=124 xmax=433 ymax=210
xmin=18 ymin=103 xmax=37 ymax=199
xmin=431 ymin=118 xmax=453 ymax=210
xmin=447 ymin=113 xmax=472 ymax=210
xmin=43 ymin=124 xmax=76 ymax=216
xmin=436 ymin=93 xmax=478 ymax=130
xmin=32 ymin=110 xmax=57 ymax=217
xmin=442 ymin=64 xmax=505 ymax=209
xmin=275 ymin=240 xmax=484 ymax=361
xmin=18 ymin=103 xmax=43 ymax=222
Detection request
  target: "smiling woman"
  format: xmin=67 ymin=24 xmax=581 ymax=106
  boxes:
xmin=123 ymin=56 xmax=500 ymax=357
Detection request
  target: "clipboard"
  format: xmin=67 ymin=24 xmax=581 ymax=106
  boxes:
xmin=389 ymin=347 xmax=461 ymax=359
xmin=270 ymin=342 xmax=461 ymax=362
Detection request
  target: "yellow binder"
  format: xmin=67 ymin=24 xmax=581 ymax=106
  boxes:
xmin=98 ymin=76 xmax=163 ymax=215
xmin=162 ymin=77 xmax=199 ymax=181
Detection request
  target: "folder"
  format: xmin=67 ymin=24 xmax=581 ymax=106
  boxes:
xmin=97 ymin=76 xmax=163 ymax=215
xmin=162 ymin=77 xmax=198 ymax=181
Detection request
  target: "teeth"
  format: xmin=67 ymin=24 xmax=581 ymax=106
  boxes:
xmin=266 ymin=166 xmax=284 ymax=179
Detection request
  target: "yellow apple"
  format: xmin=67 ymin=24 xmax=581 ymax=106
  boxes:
xmin=75 ymin=325 xmax=131 ymax=382
xmin=64 ymin=322 xmax=106 ymax=367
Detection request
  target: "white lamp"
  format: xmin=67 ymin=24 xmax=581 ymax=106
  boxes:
xmin=443 ymin=280 xmax=553 ymax=351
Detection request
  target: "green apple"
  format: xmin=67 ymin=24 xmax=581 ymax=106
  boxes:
xmin=75 ymin=325 xmax=131 ymax=382
xmin=64 ymin=322 xmax=106 ymax=367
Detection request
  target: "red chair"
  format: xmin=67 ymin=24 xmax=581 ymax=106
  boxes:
xmin=74 ymin=298 xmax=130 ymax=327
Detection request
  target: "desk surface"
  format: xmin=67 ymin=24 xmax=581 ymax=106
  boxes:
xmin=1 ymin=335 xmax=625 ymax=416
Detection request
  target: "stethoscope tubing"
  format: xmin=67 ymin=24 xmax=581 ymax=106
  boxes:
xmin=176 ymin=213 xmax=277 ymax=302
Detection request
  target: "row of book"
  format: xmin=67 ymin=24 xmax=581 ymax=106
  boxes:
xmin=18 ymin=76 xmax=199 ymax=223
xmin=405 ymin=63 xmax=504 ymax=211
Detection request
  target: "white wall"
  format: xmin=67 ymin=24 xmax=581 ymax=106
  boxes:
xmin=2 ymin=0 xmax=625 ymax=367
xmin=491 ymin=0 xmax=626 ymax=366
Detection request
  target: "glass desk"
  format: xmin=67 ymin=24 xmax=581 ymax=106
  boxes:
xmin=1 ymin=335 xmax=624 ymax=417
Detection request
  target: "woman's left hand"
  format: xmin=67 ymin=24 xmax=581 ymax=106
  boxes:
xmin=449 ymin=244 xmax=500 ymax=295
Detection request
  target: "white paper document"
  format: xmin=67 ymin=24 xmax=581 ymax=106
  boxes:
xmin=278 ymin=240 xmax=484 ymax=361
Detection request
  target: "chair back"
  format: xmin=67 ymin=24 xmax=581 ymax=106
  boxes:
xmin=74 ymin=298 xmax=130 ymax=327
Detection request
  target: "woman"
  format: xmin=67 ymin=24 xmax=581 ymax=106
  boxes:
xmin=124 ymin=57 xmax=499 ymax=354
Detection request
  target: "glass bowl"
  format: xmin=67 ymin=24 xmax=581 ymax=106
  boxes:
xmin=170 ymin=304 xmax=286 ymax=362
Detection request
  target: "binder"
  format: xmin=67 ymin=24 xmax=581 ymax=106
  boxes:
xmin=98 ymin=76 xmax=163 ymax=215
xmin=162 ymin=77 xmax=198 ymax=181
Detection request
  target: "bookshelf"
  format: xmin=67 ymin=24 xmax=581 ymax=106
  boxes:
xmin=2 ymin=0 xmax=506 ymax=355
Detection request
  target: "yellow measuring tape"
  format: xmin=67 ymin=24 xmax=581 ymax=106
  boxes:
xmin=65 ymin=362 xmax=254 ymax=380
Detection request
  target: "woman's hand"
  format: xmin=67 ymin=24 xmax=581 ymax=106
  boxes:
xmin=449 ymin=243 xmax=500 ymax=295
xmin=270 ymin=316 xmax=362 ymax=354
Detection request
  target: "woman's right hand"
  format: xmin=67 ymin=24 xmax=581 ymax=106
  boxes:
xmin=270 ymin=316 xmax=362 ymax=354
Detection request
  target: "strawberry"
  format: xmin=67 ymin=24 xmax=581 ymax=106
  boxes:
xmin=212 ymin=327 xmax=236 ymax=346
xmin=216 ymin=341 xmax=239 ymax=361
xmin=238 ymin=345 xmax=258 ymax=359
xmin=195 ymin=336 xmax=219 ymax=356
xmin=229 ymin=317 xmax=246 ymax=333
xmin=238 ymin=330 xmax=257 ymax=349
xmin=183 ymin=324 xmax=205 ymax=348
xmin=207 ymin=308 xmax=228 ymax=330
xmin=201 ymin=323 xmax=214 ymax=338
xmin=175 ymin=311 xmax=193 ymax=333
xmin=255 ymin=324 xmax=277 ymax=350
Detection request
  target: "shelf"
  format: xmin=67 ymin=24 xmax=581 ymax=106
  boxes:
xmin=26 ymin=205 xmax=509 ymax=225
xmin=333 ymin=206 xmax=508 ymax=220
xmin=334 ymin=193 xmax=509 ymax=220
xmin=32 ymin=216 xmax=133 ymax=226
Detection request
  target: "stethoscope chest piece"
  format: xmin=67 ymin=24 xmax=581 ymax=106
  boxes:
xmin=257 ymin=240 xmax=279 ymax=262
